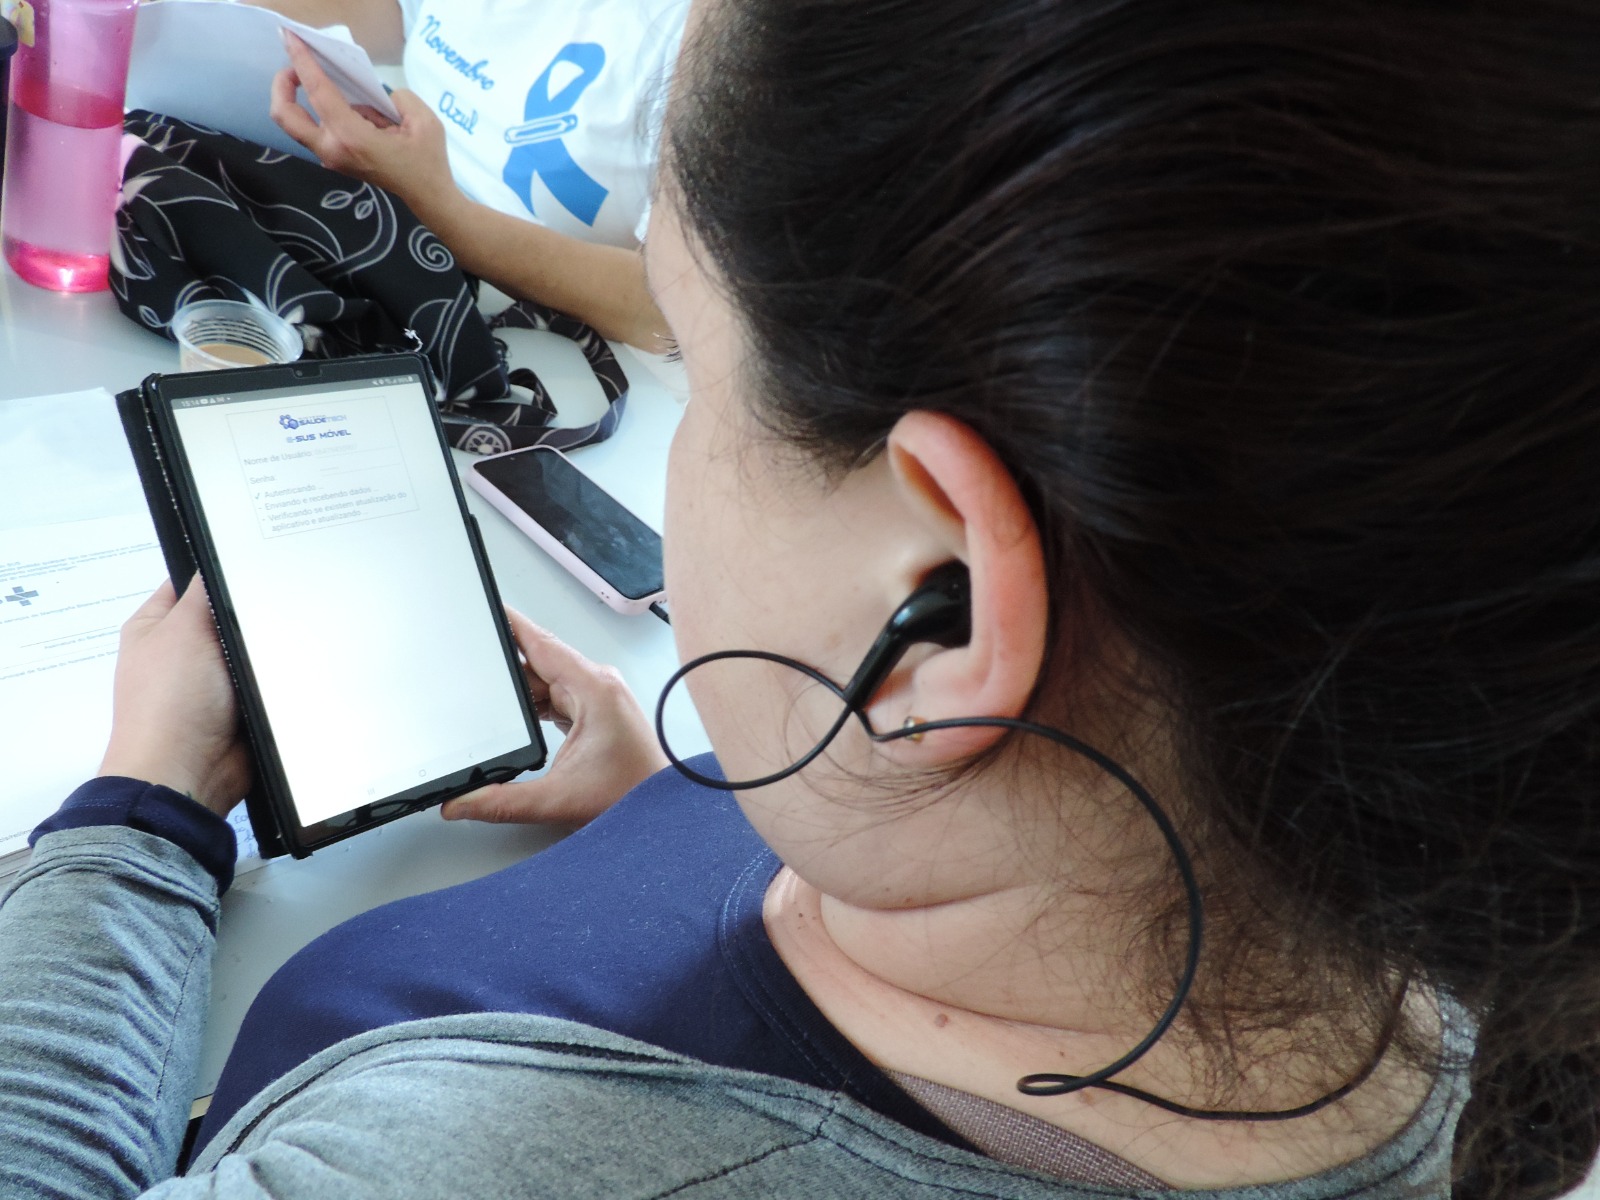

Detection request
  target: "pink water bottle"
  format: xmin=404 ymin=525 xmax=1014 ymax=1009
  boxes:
xmin=1 ymin=0 xmax=138 ymax=292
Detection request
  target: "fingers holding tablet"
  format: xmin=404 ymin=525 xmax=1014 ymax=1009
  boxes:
xmin=99 ymin=578 xmax=252 ymax=816
xmin=442 ymin=610 xmax=667 ymax=827
xmin=127 ymin=356 xmax=548 ymax=856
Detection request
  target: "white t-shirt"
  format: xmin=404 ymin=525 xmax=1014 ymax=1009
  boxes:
xmin=396 ymin=0 xmax=686 ymax=248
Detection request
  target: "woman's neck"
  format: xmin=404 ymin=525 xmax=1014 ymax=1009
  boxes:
xmin=764 ymin=866 xmax=1437 ymax=1189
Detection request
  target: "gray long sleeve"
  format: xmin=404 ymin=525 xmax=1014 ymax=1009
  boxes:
xmin=0 ymin=827 xmax=220 ymax=1199
xmin=0 ymin=826 xmax=1468 ymax=1200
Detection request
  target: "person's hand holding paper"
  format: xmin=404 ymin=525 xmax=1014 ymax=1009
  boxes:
xmin=270 ymin=31 xmax=457 ymax=224
xmin=125 ymin=0 xmax=675 ymax=349
xmin=124 ymin=0 xmax=400 ymax=163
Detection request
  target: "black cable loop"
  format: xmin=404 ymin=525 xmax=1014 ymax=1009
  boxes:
xmin=873 ymin=714 xmax=1203 ymax=1099
xmin=653 ymin=647 xmax=1390 ymax=1123
xmin=654 ymin=649 xmax=1201 ymax=1100
xmin=655 ymin=650 xmax=860 ymax=791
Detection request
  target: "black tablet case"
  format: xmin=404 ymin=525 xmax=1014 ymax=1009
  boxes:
xmin=116 ymin=382 xmax=291 ymax=860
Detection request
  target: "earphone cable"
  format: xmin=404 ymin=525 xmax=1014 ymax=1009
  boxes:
xmin=652 ymin=654 xmax=1200 ymax=1096
xmin=654 ymin=648 xmax=1395 ymax=1123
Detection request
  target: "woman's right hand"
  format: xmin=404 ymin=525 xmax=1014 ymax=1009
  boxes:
xmin=441 ymin=609 xmax=669 ymax=826
xmin=269 ymin=32 xmax=460 ymax=224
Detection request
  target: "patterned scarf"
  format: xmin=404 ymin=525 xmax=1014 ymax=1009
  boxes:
xmin=113 ymin=110 xmax=627 ymax=454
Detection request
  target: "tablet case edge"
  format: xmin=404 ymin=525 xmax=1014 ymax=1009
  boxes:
xmin=115 ymin=382 xmax=291 ymax=861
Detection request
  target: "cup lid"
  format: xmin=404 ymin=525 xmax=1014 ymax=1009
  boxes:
xmin=0 ymin=18 xmax=15 ymax=60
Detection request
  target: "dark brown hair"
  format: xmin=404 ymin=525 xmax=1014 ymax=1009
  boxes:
xmin=668 ymin=0 xmax=1600 ymax=1194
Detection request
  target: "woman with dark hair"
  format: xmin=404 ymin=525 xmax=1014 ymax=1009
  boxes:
xmin=1 ymin=0 xmax=1596 ymax=1197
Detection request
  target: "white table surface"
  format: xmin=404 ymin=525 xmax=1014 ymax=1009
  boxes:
xmin=0 ymin=264 xmax=709 ymax=1096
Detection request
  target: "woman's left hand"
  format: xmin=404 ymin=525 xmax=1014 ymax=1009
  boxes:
xmin=98 ymin=580 xmax=251 ymax=816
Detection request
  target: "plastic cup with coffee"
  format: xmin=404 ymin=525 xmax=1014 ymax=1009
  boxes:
xmin=171 ymin=299 xmax=303 ymax=371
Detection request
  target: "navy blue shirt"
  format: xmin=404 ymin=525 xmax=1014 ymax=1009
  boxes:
xmin=196 ymin=756 xmax=964 ymax=1154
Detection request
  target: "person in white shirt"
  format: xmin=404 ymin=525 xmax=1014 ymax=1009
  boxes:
xmin=249 ymin=0 xmax=685 ymax=351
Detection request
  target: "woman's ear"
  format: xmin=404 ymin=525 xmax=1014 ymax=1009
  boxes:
xmin=868 ymin=412 xmax=1049 ymax=762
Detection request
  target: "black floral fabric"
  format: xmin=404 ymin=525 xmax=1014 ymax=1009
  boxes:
xmin=113 ymin=111 xmax=628 ymax=454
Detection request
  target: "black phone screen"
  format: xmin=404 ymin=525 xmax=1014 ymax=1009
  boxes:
xmin=156 ymin=366 xmax=542 ymax=843
xmin=474 ymin=448 xmax=664 ymax=601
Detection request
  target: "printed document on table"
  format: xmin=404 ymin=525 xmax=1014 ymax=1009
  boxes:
xmin=0 ymin=390 xmax=260 ymax=869
xmin=0 ymin=515 xmax=166 ymax=859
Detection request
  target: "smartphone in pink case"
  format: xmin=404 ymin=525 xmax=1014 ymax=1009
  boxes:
xmin=469 ymin=445 xmax=666 ymax=616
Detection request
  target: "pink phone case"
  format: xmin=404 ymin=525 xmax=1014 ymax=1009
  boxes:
xmin=468 ymin=450 xmax=666 ymax=616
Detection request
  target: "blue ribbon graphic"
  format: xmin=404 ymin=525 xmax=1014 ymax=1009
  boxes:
xmin=502 ymin=44 xmax=609 ymax=226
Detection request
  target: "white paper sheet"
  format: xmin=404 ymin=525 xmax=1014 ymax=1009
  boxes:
xmin=228 ymin=804 xmax=260 ymax=863
xmin=126 ymin=1 xmax=401 ymax=163
xmin=0 ymin=390 xmax=261 ymax=872
xmin=0 ymin=515 xmax=167 ymax=858
xmin=0 ymin=389 xmax=150 ymax=534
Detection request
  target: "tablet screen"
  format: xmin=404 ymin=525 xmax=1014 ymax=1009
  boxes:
xmin=166 ymin=371 xmax=533 ymax=830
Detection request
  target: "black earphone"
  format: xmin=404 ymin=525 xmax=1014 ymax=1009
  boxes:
xmin=839 ymin=562 xmax=972 ymax=712
xmin=654 ymin=563 xmax=1392 ymax=1120
xmin=655 ymin=564 xmax=974 ymax=792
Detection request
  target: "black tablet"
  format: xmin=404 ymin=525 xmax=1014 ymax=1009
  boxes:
xmin=120 ymin=354 xmax=545 ymax=857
